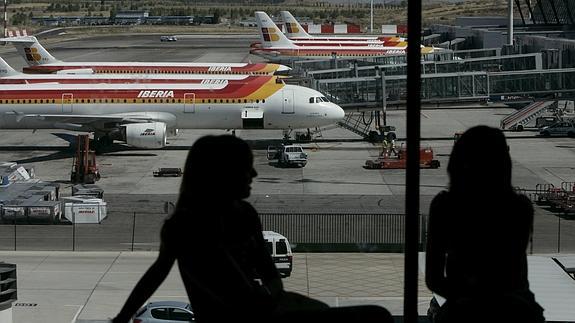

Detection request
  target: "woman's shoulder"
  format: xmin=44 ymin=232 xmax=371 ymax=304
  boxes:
xmin=430 ymin=190 xmax=451 ymax=208
xmin=237 ymin=200 xmax=258 ymax=215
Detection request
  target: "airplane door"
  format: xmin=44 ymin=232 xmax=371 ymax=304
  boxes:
xmin=62 ymin=93 xmax=73 ymax=113
xmin=282 ymin=89 xmax=294 ymax=114
xmin=184 ymin=93 xmax=195 ymax=113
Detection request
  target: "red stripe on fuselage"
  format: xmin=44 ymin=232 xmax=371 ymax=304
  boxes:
xmin=22 ymin=64 xmax=273 ymax=74
xmin=253 ymin=48 xmax=405 ymax=56
xmin=0 ymin=78 xmax=275 ymax=99
xmin=0 ymin=75 xmax=264 ymax=85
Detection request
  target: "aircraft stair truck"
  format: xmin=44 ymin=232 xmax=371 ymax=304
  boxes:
xmin=71 ymin=135 xmax=101 ymax=184
xmin=364 ymin=146 xmax=440 ymax=169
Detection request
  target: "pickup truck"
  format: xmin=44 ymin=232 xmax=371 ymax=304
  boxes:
xmin=267 ymin=145 xmax=308 ymax=167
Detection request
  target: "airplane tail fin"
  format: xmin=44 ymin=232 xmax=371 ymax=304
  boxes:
xmin=0 ymin=36 xmax=60 ymax=66
xmin=255 ymin=11 xmax=296 ymax=48
xmin=0 ymin=57 xmax=21 ymax=77
xmin=280 ymin=11 xmax=312 ymax=39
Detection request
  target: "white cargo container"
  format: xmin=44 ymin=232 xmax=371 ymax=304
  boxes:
xmin=62 ymin=196 xmax=107 ymax=224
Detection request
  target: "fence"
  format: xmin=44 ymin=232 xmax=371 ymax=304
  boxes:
xmin=0 ymin=211 xmax=573 ymax=253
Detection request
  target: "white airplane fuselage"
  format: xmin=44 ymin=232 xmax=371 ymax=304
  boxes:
xmin=0 ymin=83 xmax=344 ymax=131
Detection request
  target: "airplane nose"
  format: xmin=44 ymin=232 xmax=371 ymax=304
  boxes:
xmin=277 ymin=64 xmax=292 ymax=72
xmin=328 ymin=104 xmax=345 ymax=122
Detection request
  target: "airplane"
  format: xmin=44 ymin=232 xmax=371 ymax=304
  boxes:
xmin=250 ymin=12 xmax=433 ymax=61
xmin=0 ymin=56 xmax=280 ymax=85
xmin=0 ymin=77 xmax=345 ymax=149
xmin=249 ymin=12 xmax=403 ymax=49
xmin=280 ymin=11 xmax=405 ymax=43
xmin=0 ymin=36 xmax=290 ymax=75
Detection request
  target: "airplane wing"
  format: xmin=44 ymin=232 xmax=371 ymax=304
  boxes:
xmin=18 ymin=114 xmax=154 ymax=123
xmin=9 ymin=112 xmax=176 ymax=131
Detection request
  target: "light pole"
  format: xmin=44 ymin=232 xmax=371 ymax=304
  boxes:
xmin=508 ymin=0 xmax=514 ymax=45
xmin=3 ymin=0 xmax=7 ymax=38
xmin=370 ymin=0 xmax=373 ymax=33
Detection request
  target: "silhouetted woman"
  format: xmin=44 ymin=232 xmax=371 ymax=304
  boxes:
xmin=113 ymin=135 xmax=392 ymax=323
xmin=425 ymin=126 xmax=544 ymax=323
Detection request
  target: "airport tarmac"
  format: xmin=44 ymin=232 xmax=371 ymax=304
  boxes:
xmin=0 ymin=34 xmax=574 ymax=321
xmin=3 ymin=251 xmax=575 ymax=323
xmin=0 ymin=251 xmax=432 ymax=322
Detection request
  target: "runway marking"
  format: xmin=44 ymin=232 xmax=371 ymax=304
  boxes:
xmin=76 ymin=253 xmax=122 ymax=320
xmin=68 ymin=304 xmax=84 ymax=323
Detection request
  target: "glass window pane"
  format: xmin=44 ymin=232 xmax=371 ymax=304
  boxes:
xmin=170 ymin=308 xmax=194 ymax=321
xmin=151 ymin=308 xmax=169 ymax=320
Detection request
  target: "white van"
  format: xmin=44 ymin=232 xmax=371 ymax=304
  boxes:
xmin=263 ymin=231 xmax=293 ymax=277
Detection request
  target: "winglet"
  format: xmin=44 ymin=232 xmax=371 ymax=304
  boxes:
xmin=280 ymin=11 xmax=312 ymax=39
xmin=254 ymin=11 xmax=296 ymax=48
xmin=0 ymin=57 xmax=21 ymax=77
xmin=0 ymin=36 xmax=60 ymax=66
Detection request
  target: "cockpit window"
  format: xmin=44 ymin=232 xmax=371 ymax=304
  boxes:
xmin=310 ymin=97 xmax=329 ymax=103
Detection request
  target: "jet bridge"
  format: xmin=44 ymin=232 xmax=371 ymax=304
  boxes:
xmin=315 ymin=71 xmax=491 ymax=109
xmin=313 ymin=68 xmax=575 ymax=109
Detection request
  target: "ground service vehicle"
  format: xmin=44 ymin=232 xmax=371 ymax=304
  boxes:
xmin=267 ymin=145 xmax=308 ymax=167
xmin=153 ymin=168 xmax=183 ymax=177
xmin=539 ymin=120 xmax=575 ymax=137
xmin=263 ymin=231 xmax=293 ymax=277
xmin=70 ymin=135 xmax=100 ymax=184
xmin=160 ymin=36 xmax=178 ymax=42
xmin=133 ymin=301 xmax=194 ymax=322
xmin=364 ymin=147 xmax=440 ymax=169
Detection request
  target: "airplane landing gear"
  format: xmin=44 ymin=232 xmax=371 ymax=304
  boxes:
xmin=282 ymin=128 xmax=293 ymax=142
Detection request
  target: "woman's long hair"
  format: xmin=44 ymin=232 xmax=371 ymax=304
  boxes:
xmin=447 ymin=126 xmax=512 ymax=195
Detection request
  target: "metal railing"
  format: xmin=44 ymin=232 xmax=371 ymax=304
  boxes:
xmin=0 ymin=211 xmax=572 ymax=253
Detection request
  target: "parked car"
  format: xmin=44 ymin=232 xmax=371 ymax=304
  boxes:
xmin=539 ymin=120 xmax=575 ymax=137
xmin=160 ymin=35 xmax=178 ymax=42
xmin=133 ymin=301 xmax=194 ymax=322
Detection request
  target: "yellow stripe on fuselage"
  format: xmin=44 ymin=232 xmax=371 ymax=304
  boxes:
xmin=240 ymin=76 xmax=284 ymax=100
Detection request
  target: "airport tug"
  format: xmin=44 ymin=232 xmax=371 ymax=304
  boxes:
xmin=364 ymin=140 xmax=440 ymax=169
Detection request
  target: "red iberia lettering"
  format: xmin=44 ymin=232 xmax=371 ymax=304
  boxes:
xmin=137 ymin=90 xmax=175 ymax=98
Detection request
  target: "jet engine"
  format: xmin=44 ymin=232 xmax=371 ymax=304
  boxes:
xmin=123 ymin=122 xmax=167 ymax=149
